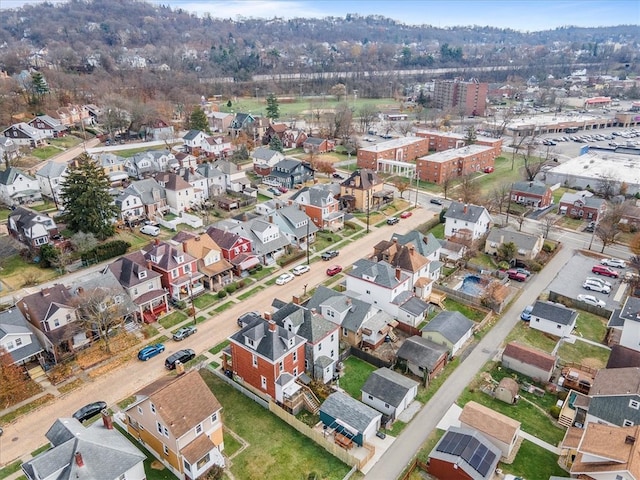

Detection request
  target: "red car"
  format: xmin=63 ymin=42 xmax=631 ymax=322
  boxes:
xmin=592 ymin=264 xmax=619 ymax=278
xmin=400 ymin=211 xmax=412 ymax=218
xmin=326 ymin=265 xmax=343 ymax=276
xmin=483 ymin=166 xmax=494 ymax=173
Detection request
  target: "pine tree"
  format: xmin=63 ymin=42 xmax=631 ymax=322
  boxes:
xmin=265 ymin=93 xmax=280 ymax=120
xmin=60 ymin=154 xmax=119 ymax=240
xmin=29 ymin=71 xmax=49 ymax=106
xmin=465 ymin=125 xmax=477 ymax=145
xmin=269 ymin=135 xmax=284 ymax=153
xmin=189 ymin=106 xmax=210 ymax=133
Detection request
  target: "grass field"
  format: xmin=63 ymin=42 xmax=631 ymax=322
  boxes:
xmin=504 ymin=321 xmax=559 ymax=354
xmin=339 ymin=356 xmax=377 ymax=399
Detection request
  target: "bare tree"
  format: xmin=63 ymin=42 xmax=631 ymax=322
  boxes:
xmin=441 ymin=172 xmax=456 ymax=200
xmin=393 ymin=177 xmax=411 ymax=199
xmin=70 ymin=231 xmax=98 ymax=253
xmin=357 ymin=105 xmax=378 ymax=134
xmin=459 ymin=174 xmax=480 ymax=204
xmin=595 ymin=217 xmax=620 ymax=253
xmin=516 ymin=211 xmax=529 ymax=232
xmin=540 ymin=215 xmax=557 ymax=239
xmin=394 ymin=121 xmax=413 ymax=137
xmin=597 ymin=172 xmax=619 ymax=200
xmin=489 ymin=182 xmax=511 ymax=214
xmin=522 ymin=143 xmax=545 ymax=182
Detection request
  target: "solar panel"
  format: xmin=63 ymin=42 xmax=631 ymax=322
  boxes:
xmin=436 ymin=431 xmax=454 ymax=453
xmin=478 ymin=455 xmax=496 ymax=477
xmin=452 ymin=434 xmax=471 ymax=456
xmin=461 ymin=437 xmax=480 ymax=461
xmin=436 ymin=430 xmax=497 ymax=478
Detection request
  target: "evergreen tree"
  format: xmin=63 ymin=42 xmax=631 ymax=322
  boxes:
xmin=60 ymin=154 xmax=119 ymax=240
xmin=265 ymin=93 xmax=280 ymax=120
xmin=29 ymin=71 xmax=49 ymax=106
xmin=269 ymin=135 xmax=284 ymax=153
xmin=465 ymin=125 xmax=477 ymax=145
xmin=188 ymin=106 xmax=210 ymax=133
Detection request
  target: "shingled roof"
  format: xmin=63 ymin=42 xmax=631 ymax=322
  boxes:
xmin=502 ymin=341 xmax=556 ymax=372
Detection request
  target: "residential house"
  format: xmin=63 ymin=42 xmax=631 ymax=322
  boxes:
xmin=458 ymin=401 xmax=521 ymax=459
xmin=282 ymin=128 xmax=308 ymax=149
xmin=0 ymin=137 xmax=20 ymax=162
xmin=510 ymin=181 xmax=553 ymax=209
xmin=125 ymin=150 xmax=176 ymax=180
xmin=155 ymin=172 xmax=199 ymax=213
xmin=374 ymin=231 xmax=443 ymax=284
xmin=484 ymin=228 xmax=544 ymax=261
xmin=619 ymin=202 xmax=640 ymax=231
xmin=263 ymin=123 xmax=288 ymax=145
xmin=608 ymin=296 xmax=640 ymax=353
xmin=145 ymin=119 xmax=174 ymax=141
xmin=206 ymin=226 xmax=257 ymax=273
xmin=56 ymin=104 xmax=91 ymax=127
xmin=340 ymin=169 xmax=393 ymax=211
xmin=114 ymin=178 xmax=168 ymax=225
xmin=382 ymin=242 xmax=434 ymax=301
xmin=303 ymin=137 xmax=335 ymax=154
xmin=0 ymin=308 xmax=43 ymax=366
xmin=0 ymin=167 xmax=42 ymax=206
xmin=27 ymin=115 xmax=67 ymax=138
xmin=201 ymin=135 xmax=233 ymax=159
xmin=501 ymin=341 xmax=556 ymax=382
xmin=207 ymin=111 xmax=233 ymax=133
xmin=2 ymin=122 xmax=47 ymax=147
xmin=174 ymin=151 xmax=198 ymax=170
xmin=396 ymin=335 xmax=448 ymax=382
xmin=8 ymin=206 xmax=58 ymax=249
xmin=361 ymin=367 xmax=419 ymax=420
xmin=22 ymin=416 xmax=146 ymax=480
xmin=265 ymin=158 xmax=315 ymax=189
xmin=319 ymin=391 xmax=382 ymax=447
xmin=126 ymin=240 xmax=204 ymax=301
xmin=196 ymin=163 xmax=226 ymax=198
xmin=305 ymin=286 xmax=395 ymax=349
xmin=125 ymin=371 xmax=225 ymax=480
xmin=559 ymin=190 xmax=607 ymax=221
xmin=570 ymin=423 xmax=640 ymax=480
xmin=578 ymin=367 xmax=640 ymax=427
xmin=271 ymin=303 xmax=340 ymax=384
xmin=229 ymin=113 xmax=255 ymax=136
xmin=172 ymin=231 xmax=233 ymax=291
xmin=529 ymin=300 xmax=578 ymax=338
xmin=182 ymin=130 xmax=208 ymax=155
xmin=227 ymin=317 xmax=306 ymax=402
xmin=421 ymin=311 xmax=474 ymax=357
xmin=289 ymin=184 xmax=344 ymax=231
xmin=444 ymin=202 xmax=492 ymax=241
xmin=251 ymin=147 xmax=285 ymax=176
xmin=18 ymin=285 xmax=87 ymax=364
xmin=92 ymin=152 xmax=129 ymax=186
xmin=428 ymin=426 xmax=501 ymax=480
xmin=267 ymin=205 xmax=318 ymax=248
xmin=107 ymin=256 xmax=169 ymax=324
xmin=222 ymin=217 xmax=290 ymax=265
xmin=178 ymin=167 xmax=209 ymax=206
xmin=211 ymin=159 xmax=250 ymax=193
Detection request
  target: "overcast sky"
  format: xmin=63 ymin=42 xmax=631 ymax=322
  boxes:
xmin=2 ymin=0 xmax=637 ymax=31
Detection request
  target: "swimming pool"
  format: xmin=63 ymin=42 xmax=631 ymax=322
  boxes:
xmin=457 ymin=275 xmax=485 ymax=296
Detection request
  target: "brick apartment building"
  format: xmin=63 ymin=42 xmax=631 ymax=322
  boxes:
xmin=433 ymin=78 xmax=488 ymax=116
xmin=356 ymin=137 xmax=430 ymax=170
xmin=417 ymin=144 xmax=497 ymax=184
xmin=415 ymin=130 xmax=503 ymax=155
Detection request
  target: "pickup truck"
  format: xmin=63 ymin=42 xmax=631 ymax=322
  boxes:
xmin=321 ymin=250 xmax=339 ymax=261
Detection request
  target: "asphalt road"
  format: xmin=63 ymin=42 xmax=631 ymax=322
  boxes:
xmin=0 ymin=208 xmax=434 ymax=466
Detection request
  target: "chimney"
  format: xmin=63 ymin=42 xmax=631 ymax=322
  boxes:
xmin=268 ymin=320 xmax=277 ymax=332
xmin=155 ymin=238 xmax=160 ymax=246
xmin=292 ymin=295 xmax=300 ymax=305
xmin=101 ymin=410 xmax=113 ymax=430
xmin=146 ymin=260 xmax=153 ymax=270
xmin=463 ymin=204 xmax=468 ymax=214
xmin=74 ymin=452 xmax=84 ymax=467
xmin=310 ymin=308 xmax=317 ymax=315
xmin=346 ymin=298 xmax=351 ymax=306
xmin=626 ymin=435 xmax=636 ymax=445
xmin=269 ymin=215 xmax=273 ymax=223
xmin=395 ymin=267 xmax=402 ymax=281
xmin=264 ymin=311 xmax=272 ymax=321
xmin=409 ymin=245 xmax=415 ymax=255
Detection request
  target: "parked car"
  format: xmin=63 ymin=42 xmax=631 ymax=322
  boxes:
xmin=165 ymin=349 xmax=196 ymax=370
xmin=332 ymin=173 xmax=344 ymax=179
xmin=321 ymin=250 xmax=339 ymax=261
xmin=429 ymin=198 xmax=443 ymax=205
xmin=386 ymin=217 xmax=399 ymax=225
xmin=137 ymin=343 xmax=165 ymax=361
xmin=520 ymin=305 xmax=533 ymax=321
xmin=400 ymin=211 xmax=412 ymax=218
xmin=73 ymin=401 xmax=107 ymax=422
xmin=582 ymin=280 xmax=611 ymax=293
xmin=140 ymin=225 xmax=160 ymax=236
xmin=268 ymin=187 xmax=282 ymax=196
xmin=292 ymin=265 xmax=310 ymax=276
xmin=277 ymin=185 xmax=288 ymax=193
xmin=577 ymin=294 xmax=606 ymax=308
xmin=326 ymin=265 xmax=343 ymax=276
xmin=592 ymin=264 xmax=620 ymax=278
xmin=483 ymin=166 xmax=495 ymax=173
xmin=276 ymin=272 xmax=295 ymax=285
xmin=601 ymin=258 xmax=627 ymax=268
xmin=585 ymin=276 xmax=612 ymax=288
xmin=515 ymin=267 xmax=531 ymax=277
xmin=173 ymin=325 xmax=197 ymax=341
xmin=507 ymin=269 xmax=527 ymax=282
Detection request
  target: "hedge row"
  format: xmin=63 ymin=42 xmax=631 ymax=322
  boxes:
xmin=81 ymin=240 xmax=131 ymax=263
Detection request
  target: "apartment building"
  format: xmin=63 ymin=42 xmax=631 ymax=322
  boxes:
xmin=433 ymin=78 xmax=488 ymax=116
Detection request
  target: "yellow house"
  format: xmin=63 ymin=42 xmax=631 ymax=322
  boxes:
xmin=340 ymin=168 xmax=392 ymax=211
xmin=125 ymin=371 xmax=224 ymax=479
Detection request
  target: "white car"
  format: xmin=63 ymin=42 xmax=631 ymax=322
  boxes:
xmin=582 ymin=280 xmax=611 ymax=294
xmin=275 ymin=273 xmax=295 ymax=285
xmin=585 ymin=276 xmax=612 ymax=288
xmin=292 ymin=265 xmax=310 ymax=276
xmin=601 ymin=258 xmax=627 ymax=268
xmin=577 ymin=294 xmax=606 ymax=308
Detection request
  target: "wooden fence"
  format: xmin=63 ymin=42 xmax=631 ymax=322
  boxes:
xmin=548 ymin=291 xmax=613 ymax=319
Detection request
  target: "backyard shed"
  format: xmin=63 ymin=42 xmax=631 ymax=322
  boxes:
xmin=319 ymin=391 xmax=382 ymax=447
xmin=495 ymin=377 xmax=519 ymax=404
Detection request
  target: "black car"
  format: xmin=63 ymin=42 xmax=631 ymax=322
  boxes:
xmin=321 ymin=250 xmax=339 ymax=261
xmin=386 ymin=217 xmax=399 ymax=225
xmin=73 ymin=401 xmax=107 ymax=422
xmin=332 ymin=173 xmax=343 ymax=179
xmin=165 ymin=349 xmax=196 ymax=369
xmin=429 ymin=198 xmax=443 ymax=206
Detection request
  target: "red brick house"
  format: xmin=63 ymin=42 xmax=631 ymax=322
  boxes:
xmin=206 ymin=226 xmax=258 ymax=273
xmin=283 ymin=129 xmax=307 ymax=148
xmin=303 ymin=137 xmax=335 ymax=154
xmin=226 ymin=316 xmax=306 ymax=403
xmin=415 ymin=130 xmax=503 ymax=156
xmin=264 ymin=123 xmax=288 ymax=144
xmin=510 ymin=181 xmax=553 ymax=209
xmin=558 ymin=190 xmax=606 ymax=221
xmin=289 ymin=185 xmax=344 ymax=231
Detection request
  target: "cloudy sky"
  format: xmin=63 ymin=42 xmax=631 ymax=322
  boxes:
xmin=2 ymin=0 xmax=637 ymax=31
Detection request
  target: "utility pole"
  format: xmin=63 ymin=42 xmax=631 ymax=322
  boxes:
xmin=414 ymin=170 xmax=419 ymax=208
xmin=188 ymin=272 xmax=196 ymax=325
xmin=366 ymin=190 xmax=371 ymax=233
xmin=505 ymin=183 xmax=513 ymax=225
xmin=306 ymin=219 xmax=310 ymax=265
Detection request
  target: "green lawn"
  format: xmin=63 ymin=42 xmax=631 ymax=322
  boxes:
xmin=442 ymin=299 xmax=487 ymax=322
xmin=501 ymin=439 xmax=568 ymax=479
xmin=213 ymin=301 xmax=235 ymax=313
xmin=428 ymin=223 xmax=445 ymax=239
xmin=249 ymin=266 xmax=276 ymax=280
xmin=114 ymin=145 xmax=177 ymax=158
xmin=209 ymin=340 xmax=230 ymax=356
xmin=552 ymin=187 xmax=572 ymax=205
xmin=557 ymin=339 xmax=610 ymax=368
xmin=200 ymin=370 xmax=351 ymax=480
xmin=504 ymin=321 xmax=559 ymax=354
xmin=237 ymin=286 xmax=264 ymax=300
xmin=574 ymin=309 xmax=608 ymax=343
xmin=158 ymin=311 xmax=187 ymax=329
xmin=193 ymin=293 xmax=217 ymax=309
xmin=339 ymin=356 xmax=377 ymax=399
xmin=0 ymin=460 xmax=23 ymax=478
xmin=31 ymin=145 xmax=64 ymax=160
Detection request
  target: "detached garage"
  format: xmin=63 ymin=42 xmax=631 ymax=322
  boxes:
xmin=319 ymin=391 xmax=382 ymax=447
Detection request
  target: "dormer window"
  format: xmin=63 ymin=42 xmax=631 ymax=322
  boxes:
xmin=176 ymin=255 xmax=184 ymax=263
xmin=138 ymin=271 xmax=147 ymax=279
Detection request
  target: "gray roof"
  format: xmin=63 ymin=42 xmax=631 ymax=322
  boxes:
xmin=0 ymin=308 xmax=43 ymax=364
xmin=230 ymin=217 xmax=290 ymax=256
xmin=618 ymin=296 xmax=640 ymax=324
xmin=183 ymin=129 xmax=204 ymax=141
xmin=273 ymin=158 xmax=303 ymax=172
xmin=391 ymin=231 xmax=441 ymax=258
xmin=117 ymin=178 xmax=166 ymax=206
xmin=512 ymin=181 xmax=550 ymax=196
xmin=422 ymin=311 xmax=474 ymax=343
xmin=349 ymin=259 xmax=408 ymax=289
xmin=320 ymin=391 xmax=381 ymax=434
xmin=269 ymin=205 xmax=318 ymax=240
xmin=531 ymin=300 xmax=578 ymax=326
xmin=36 ymin=161 xmax=67 ymax=179
xmin=397 ymin=295 xmax=429 ymax=316
xmin=361 ymin=367 xmax=419 ymax=408
xmin=396 ymin=335 xmax=449 ymax=370
xmin=271 ymin=302 xmax=337 ymax=344
xmin=252 ymin=147 xmax=282 ymax=162
xmin=196 ymin=163 xmax=225 ymax=179
xmin=0 ymin=167 xmax=36 ymax=186
xmin=444 ymin=201 xmax=491 ymax=223
xmin=22 ymin=418 xmax=145 ymax=480
xmin=305 ymin=286 xmax=375 ymax=333
xmin=230 ymin=317 xmax=306 ymax=361
xmin=559 ymin=190 xmax=606 ymax=209
xmin=486 ymin=228 xmax=541 ymax=251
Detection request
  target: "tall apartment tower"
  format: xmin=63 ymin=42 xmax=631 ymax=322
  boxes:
xmin=433 ymin=78 xmax=488 ymax=117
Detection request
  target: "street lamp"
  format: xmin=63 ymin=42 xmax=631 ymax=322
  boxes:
xmin=188 ymin=272 xmax=196 ymax=325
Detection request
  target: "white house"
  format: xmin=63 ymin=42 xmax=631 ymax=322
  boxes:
xmin=608 ymin=296 xmax=640 ymax=353
xmin=155 ymin=172 xmax=198 ymax=213
xmin=35 ymin=161 xmax=67 ymax=204
xmin=0 ymin=167 xmax=42 ymax=206
xmin=444 ymin=201 xmax=492 ymax=240
xmin=0 ymin=308 xmax=43 ymax=366
xmin=179 ymin=168 xmax=209 ymax=205
xmin=212 ymin=159 xmax=250 ymax=193
xmin=529 ymin=300 xmax=578 ymax=338
xmin=202 ymin=135 xmax=233 ymax=159
xmin=196 ymin=163 xmax=226 ymax=198
xmin=182 ymin=129 xmax=208 ymax=153
xmin=8 ymin=206 xmax=58 ymax=249
xmin=361 ymin=367 xmax=419 ymax=420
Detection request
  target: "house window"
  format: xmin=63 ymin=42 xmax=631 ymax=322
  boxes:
xmin=252 ymin=354 xmax=258 ymax=367
xmin=211 ymin=412 xmax=218 ymax=423
xmin=368 ymin=394 xmax=373 ymax=400
xmin=557 ymin=324 xmax=561 ymax=329
xmin=342 ymin=327 xmax=348 ymax=337
xmin=137 ymin=406 xmax=143 ymax=415
xmin=195 ymin=423 xmax=203 ymax=435
xmin=304 ymin=359 xmax=309 ymax=370
xmin=118 ymin=475 xmax=125 ymax=480
xmin=156 ymin=421 xmax=163 ymax=434
xmin=279 ymin=361 xmax=284 ymax=372
xmin=183 ymin=460 xmax=191 ymax=472
xmin=196 ymin=453 xmax=210 ymax=470
xmin=293 ymin=351 xmax=297 ymax=362
xmin=629 ymin=399 xmax=640 ymax=409
xmin=150 ymin=403 xmax=156 ymax=414
xmin=261 ymin=376 xmax=267 ymax=389
xmin=163 ymin=444 xmax=169 ymax=456
xmin=293 ymin=367 xmax=298 ymax=376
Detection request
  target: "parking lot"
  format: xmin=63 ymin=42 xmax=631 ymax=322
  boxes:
xmin=546 ymin=252 xmax=630 ymax=310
